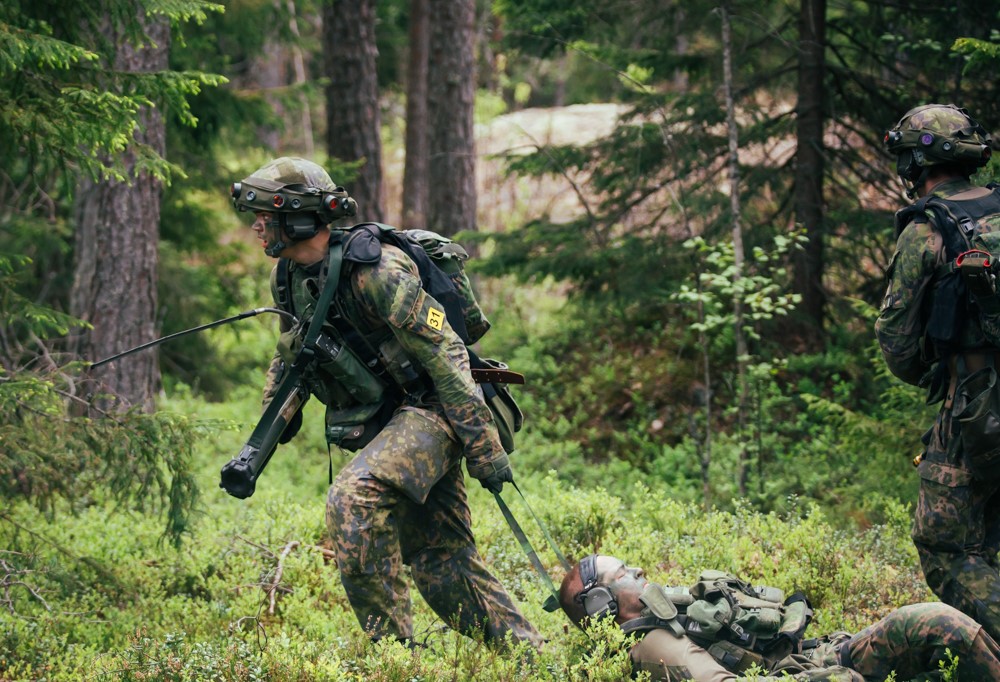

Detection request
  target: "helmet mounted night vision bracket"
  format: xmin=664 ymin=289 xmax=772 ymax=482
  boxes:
xmin=884 ymin=128 xmax=992 ymax=166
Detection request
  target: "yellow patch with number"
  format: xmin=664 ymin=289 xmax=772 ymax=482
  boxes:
xmin=426 ymin=307 xmax=445 ymax=330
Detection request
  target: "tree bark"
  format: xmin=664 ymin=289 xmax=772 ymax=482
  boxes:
xmin=427 ymin=0 xmax=477 ymax=238
xmin=70 ymin=9 xmax=168 ymax=413
xmin=402 ymin=0 xmax=430 ymax=228
xmin=792 ymin=0 xmax=827 ymax=346
xmin=721 ymin=3 xmax=750 ymax=498
xmin=286 ymin=0 xmax=315 ymax=156
xmin=323 ymin=0 xmax=385 ymax=222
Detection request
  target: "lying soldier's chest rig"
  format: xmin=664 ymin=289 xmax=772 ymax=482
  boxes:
xmin=623 ymin=570 xmax=814 ymax=673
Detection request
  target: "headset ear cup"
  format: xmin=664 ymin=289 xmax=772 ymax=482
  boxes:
xmin=283 ymin=213 xmax=321 ymax=240
xmin=896 ymin=150 xmax=920 ymax=182
xmin=583 ymin=586 xmax=618 ymax=619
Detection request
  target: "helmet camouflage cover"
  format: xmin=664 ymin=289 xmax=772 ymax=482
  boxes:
xmin=231 ymin=156 xmax=356 ymax=222
xmin=884 ymin=104 xmax=992 ymax=180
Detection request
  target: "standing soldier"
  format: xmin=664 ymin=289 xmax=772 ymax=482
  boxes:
xmin=876 ymin=104 xmax=1000 ymax=640
xmin=231 ymin=157 xmax=542 ymax=649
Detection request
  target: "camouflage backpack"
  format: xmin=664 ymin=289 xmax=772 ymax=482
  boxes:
xmin=894 ymin=186 xmax=1000 ymax=349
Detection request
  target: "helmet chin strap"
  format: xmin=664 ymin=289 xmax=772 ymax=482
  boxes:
xmin=896 ymin=151 xmax=930 ymax=200
xmin=904 ymin=167 xmax=931 ymax=200
xmin=265 ymin=239 xmax=287 ymax=258
xmin=264 ymin=215 xmax=289 ymax=257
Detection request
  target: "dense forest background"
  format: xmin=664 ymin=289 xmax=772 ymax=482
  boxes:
xmin=3 ymin=0 xmax=1000 ymax=679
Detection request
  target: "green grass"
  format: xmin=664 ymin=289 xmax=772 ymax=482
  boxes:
xmin=0 ymin=379 xmax=932 ymax=681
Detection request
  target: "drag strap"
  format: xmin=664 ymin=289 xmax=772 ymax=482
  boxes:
xmin=302 ymin=234 xmax=345 ymax=349
xmin=245 ymin=236 xmax=345 ymax=455
xmin=512 ymin=480 xmax=571 ymax=571
xmin=493 ymin=491 xmax=561 ymax=612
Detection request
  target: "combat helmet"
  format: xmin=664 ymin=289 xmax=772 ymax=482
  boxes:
xmin=884 ymin=104 xmax=992 ymax=195
xmin=231 ymin=157 xmax=357 ymax=256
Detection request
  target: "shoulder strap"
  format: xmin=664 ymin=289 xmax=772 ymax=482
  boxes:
xmin=922 ymin=187 xmax=1000 ymax=257
xmin=894 ymin=198 xmax=931 ymax=238
xmin=304 ymin=234 xmax=346 ymax=347
xmin=621 ymin=615 xmax=686 ymax=638
xmin=229 ymin=235 xmax=346 ymax=495
xmin=924 ymin=196 xmax=975 ymax=260
xmin=895 ymin=194 xmax=972 ymax=260
xmin=276 ymin=257 xmax=293 ymax=317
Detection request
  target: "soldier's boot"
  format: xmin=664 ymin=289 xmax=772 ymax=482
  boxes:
xmin=410 ymin=543 xmax=543 ymax=650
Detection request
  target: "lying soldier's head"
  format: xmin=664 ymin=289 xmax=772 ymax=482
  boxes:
xmin=559 ymin=554 xmax=651 ymax=628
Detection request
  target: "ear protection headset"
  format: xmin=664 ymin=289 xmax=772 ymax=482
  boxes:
xmin=576 ymin=554 xmax=618 ymax=619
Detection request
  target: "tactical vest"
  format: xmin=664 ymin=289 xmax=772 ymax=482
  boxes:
xmin=894 ymin=185 xmax=1000 ymax=351
xmin=622 ymin=570 xmax=814 ymax=674
xmin=271 ymin=223 xmax=519 ymax=452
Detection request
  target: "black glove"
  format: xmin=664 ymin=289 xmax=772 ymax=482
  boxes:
xmin=278 ymin=408 xmax=303 ymax=444
xmin=477 ymin=454 xmax=513 ymax=494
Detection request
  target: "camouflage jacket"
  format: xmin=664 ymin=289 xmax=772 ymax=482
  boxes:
xmin=875 ymin=178 xmax=1000 ymax=386
xmin=262 ymin=239 xmax=506 ymax=477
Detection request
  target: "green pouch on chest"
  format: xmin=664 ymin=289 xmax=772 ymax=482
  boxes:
xmin=277 ymin=328 xmax=301 ymax=364
xmin=687 ymin=599 xmax=731 ymax=636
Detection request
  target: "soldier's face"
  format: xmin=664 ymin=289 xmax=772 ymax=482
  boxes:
xmin=595 ymin=555 xmax=648 ymax=618
xmin=251 ymin=212 xmax=280 ymax=252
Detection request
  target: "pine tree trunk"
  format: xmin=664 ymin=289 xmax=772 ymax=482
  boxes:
xmin=720 ymin=3 xmax=751 ymax=498
xmin=323 ymin=0 xmax=385 ymax=222
xmin=402 ymin=0 xmax=430 ymax=228
xmin=792 ymin=0 xmax=827 ymax=347
xmin=427 ymin=0 xmax=477 ymax=238
xmin=70 ymin=10 xmax=168 ymax=413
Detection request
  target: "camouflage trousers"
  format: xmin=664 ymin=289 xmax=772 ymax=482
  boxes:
xmin=804 ymin=602 xmax=1000 ymax=680
xmin=911 ymin=406 xmax=1000 ymax=642
xmin=326 ymin=405 xmax=542 ymax=648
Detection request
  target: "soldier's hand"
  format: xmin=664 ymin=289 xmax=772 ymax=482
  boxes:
xmin=477 ymin=454 xmax=513 ymax=495
xmin=278 ymin=408 xmax=303 ymax=444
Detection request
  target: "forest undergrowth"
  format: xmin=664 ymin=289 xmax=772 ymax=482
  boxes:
xmin=1 ymin=370 xmax=932 ymax=680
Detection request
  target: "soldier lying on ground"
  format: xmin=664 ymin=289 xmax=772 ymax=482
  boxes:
xmin=559 ymin=553 xmax=1000 ymax=681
